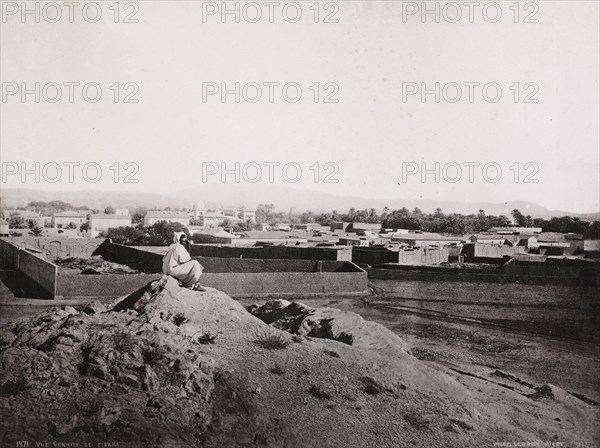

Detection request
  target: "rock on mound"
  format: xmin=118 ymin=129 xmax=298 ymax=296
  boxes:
xmin=0 ymin=277 xmax=598 ymax=447
xmin=248 ymin=299 xmax=412 ymax=356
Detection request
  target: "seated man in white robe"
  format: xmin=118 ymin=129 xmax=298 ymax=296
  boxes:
xmin=162 ymin=232 xmax=205 ymax=291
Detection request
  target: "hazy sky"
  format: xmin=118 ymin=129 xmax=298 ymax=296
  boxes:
xmin=1 ymin=1 xmax=599 ymax=212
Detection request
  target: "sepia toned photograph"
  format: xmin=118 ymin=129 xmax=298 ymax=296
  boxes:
xmin=0 ymin=1 xmax=598 ymax=447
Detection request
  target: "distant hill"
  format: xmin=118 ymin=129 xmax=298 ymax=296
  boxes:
xmin=1 ymin=186 xmax=598 ymax=220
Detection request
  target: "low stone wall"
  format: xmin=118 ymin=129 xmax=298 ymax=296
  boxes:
xmin=54 ymin=269 xmax=367 ymax=298
xmin=502 ymin=260 xmax=600 ymax=286
xmin=18 ymin=250 xmax=58 ymax=297
xmin=189 ymin=244 xmax=352 ymax=261
xmin=201 ymin=272 xmax=367 ymax=296
xmin=367 ymin=261 xmax=600 ymax=286
xmin=367 ymin=267 xmax=504 ymax=283
xmin=55 ymin=272 xmax=161 ymax=298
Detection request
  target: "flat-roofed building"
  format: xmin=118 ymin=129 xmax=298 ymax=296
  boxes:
xmin=89 ymin=213 xmax=132 ymax=237
xmin=52 ymin=211 xmax=87 ymax=228
xmin=349 ymin=223 xmax=382 ymax=233
xmin=220 ymin=208 xmax=256 ymax=223
xmin=191 ymin=228 xmax=240 ymax=244
xmin=293 ymin=223 xmax=330 ymax=232
xmin=144 ymin=211 xmax=190 ymax=227
xmin=391 ymin=232 xmax=462 ymax=247
xmin=338 ymin=236 xmax=369 ymax=246
xmin=466 ymin=234 xmax=507 ymax=245
xmin=200 ymin=211 xmax=242 ymax=228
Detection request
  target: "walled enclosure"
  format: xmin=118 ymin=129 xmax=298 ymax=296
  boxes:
xmin=52 ymin=240 xmax=368 ymax=298
xmin=1 ymin=238 xmax=367 ymax=298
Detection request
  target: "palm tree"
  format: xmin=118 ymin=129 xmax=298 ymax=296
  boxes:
xmin=29 ymin=225 xmax=44 ymax=236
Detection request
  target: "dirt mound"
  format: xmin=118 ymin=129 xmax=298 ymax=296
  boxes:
xmin=0 ymin=277 xmax=597 ymax=447
xmin=248 ymin=299 xmax=412 ymax=356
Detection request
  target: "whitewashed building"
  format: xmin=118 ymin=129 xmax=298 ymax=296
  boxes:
xmin=144 ymin=211 xmax=190 ymax=227
xmin=89 ymin=213 xmax=133 ymax=237
xmin=52 ymin=211 xmax=87 ymax=228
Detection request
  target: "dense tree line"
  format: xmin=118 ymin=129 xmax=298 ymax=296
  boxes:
xmin=295 ymin=207 xmax=600 ymax=238
xmin=24 ymin=201 xmax=91 ymax=215
xmin=98 ymin=221 xmax=190 ymax=246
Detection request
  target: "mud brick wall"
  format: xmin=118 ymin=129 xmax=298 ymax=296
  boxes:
xmin=98 ymin=240 xmax=163 ymax=273
xmin=55 ymin=273 xmax=162 ymax=298
xmin=200 ymin=272 xmax=367 ymax=296
xmin=352 ymin=248 xmax=400 ymax=265
xmin=189 ymin=245 xmax=352 ymax=262
xmin=0 ymin=238 xmax=20 ymax=268
xmin=196 ymin=257 xmax=363 ymax=274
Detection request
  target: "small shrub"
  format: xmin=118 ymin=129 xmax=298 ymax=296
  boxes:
xmin=404 ymin=412 xmax=430 ymax=429
xmin=197 ymin=332 xmax=216 ymax=345
xmin=359 ymin=376 xmax=385 ymax=396
xmin=270 ymin=363 xmax=286 ymax=375
xmin=141 ymin=342 xmax=164 ymax=366
xmin=256 ymin=333 xmax=290 ymax=350
xmin=173 ymin=312 xmax=188 ymax=327
xmin=111 ymin=331 xmax=136 ymax=352
xmin=307 ymin=384 xmax=332 ymax=399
